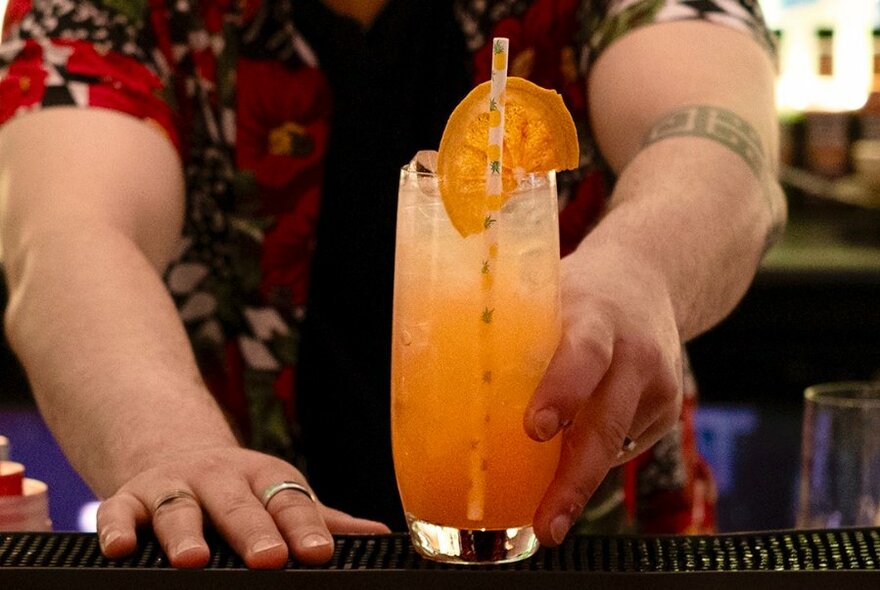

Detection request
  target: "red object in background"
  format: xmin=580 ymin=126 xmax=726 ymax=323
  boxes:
xmin=0 ymin=461 xmax=25 ymax=496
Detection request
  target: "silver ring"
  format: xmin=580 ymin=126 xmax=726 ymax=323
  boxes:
xmin=261 ymin=481 xmax=317 ymax=508
xmin=616 ymin=436 xmax=637 ymax=459
xmin=153 ymin=489 xmax=198 ymax=513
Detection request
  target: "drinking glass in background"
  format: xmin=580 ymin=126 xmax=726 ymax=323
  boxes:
xmin=796 ymin=381 xmax=880 ymax=529
xmin=391 ymin=166 xmax=562 ymax=564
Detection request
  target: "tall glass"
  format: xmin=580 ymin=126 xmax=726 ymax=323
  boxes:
xmin=391 ymin=166 xmax=563 ymax=564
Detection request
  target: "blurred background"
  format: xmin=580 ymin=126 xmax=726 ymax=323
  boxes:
xmin=1 ymin=0 xmax=879 ymax=534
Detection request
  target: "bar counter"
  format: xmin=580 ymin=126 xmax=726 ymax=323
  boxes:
xmin=1 ymin=528 xmax=879 ymax=589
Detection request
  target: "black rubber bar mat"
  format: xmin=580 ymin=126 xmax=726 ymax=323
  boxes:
xmin=1 ymin=528 xmax=879 ymax=589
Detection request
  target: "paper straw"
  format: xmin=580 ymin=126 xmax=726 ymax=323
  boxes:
xmin=486 ymin=37 xmax=508 ymax=197
xmin=467 ymin=37 xmax=510 ymax=523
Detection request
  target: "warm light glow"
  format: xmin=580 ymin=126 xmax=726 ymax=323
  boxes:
xmin=0 ymin=0 xmax=7 ymax=36
xmin=774 ymin=0 xmax=875 ymax=113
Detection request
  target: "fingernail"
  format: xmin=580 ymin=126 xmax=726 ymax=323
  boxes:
xmin=252 ymin=537 xmax=285 ymax=555
xmin=550 ymin=515 xmax=571 ymax=545
xmin=173 ymin=537 xmax=204 ymax=557
xmin=302 ymin=533 xmax=332 ymax=549
xmin=100 ymin=530 xmax=120 ymax=551
xmin=534 ymin=408 xmax=560 ymax=441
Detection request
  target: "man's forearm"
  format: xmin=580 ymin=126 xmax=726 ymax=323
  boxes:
xmin=0 ymin=109 xmax=236 ymax=498
xmin=580 ymin=20 xmax=785 ymax=342
xmin=575 ymin=117 xmax=785 ymax=342
xmin=4 ymin=225 xmax=238 ymax=497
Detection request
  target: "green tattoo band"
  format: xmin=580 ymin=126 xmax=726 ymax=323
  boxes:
xmin=644 ymin=105 xmax=766 ymax=176
xmin=644 ymin=105 xmax=785 ymax=252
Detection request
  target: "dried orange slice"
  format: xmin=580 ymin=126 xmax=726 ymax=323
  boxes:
xmin=437 ymin=76 xmax=579 ymax=237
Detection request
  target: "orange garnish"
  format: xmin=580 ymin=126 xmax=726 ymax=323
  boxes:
xmin=437 ymin=77 xmax=579 ymax=237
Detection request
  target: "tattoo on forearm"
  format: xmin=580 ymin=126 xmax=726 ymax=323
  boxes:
xmin=644 ymin=105 xmax=765 ymax=176
xmin=644 ymin=105 xmax=786 ymax=252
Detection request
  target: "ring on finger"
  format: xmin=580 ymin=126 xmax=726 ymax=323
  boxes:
xmin=153 ymin=489 xmax=198 ymax=513
xmin=261 ymin=481 xmax=318 ymax=509
xmin=616 ymin=436 xmax=638 ymax=459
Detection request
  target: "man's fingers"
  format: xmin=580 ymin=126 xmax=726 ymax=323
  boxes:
xmin=321 ymin=506 xmax=392 ymax=534
xmin=254 ymin=479 xmax=335 ymax=566
xmin=614 ymin=351 xmax=683 ymax=464
xmin=100 ymin=483 xmax=212 ymax=568
xmin=149 ymin=489 xmax=211 ymax=568
xmin=96 ymin=492 xmax=148 ymax=559
xmin=524 ymin=323 xmax=613 ymax=443
xmin=532 ymin=360 xmax=639 ymax=547
xmin=193 ymin=475 xmax=289 ymax=569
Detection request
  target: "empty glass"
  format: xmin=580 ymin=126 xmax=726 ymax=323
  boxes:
xmin=796 ymin=381 xmax=880 ymax=529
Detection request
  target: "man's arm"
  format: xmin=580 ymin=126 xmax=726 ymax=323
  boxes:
xmin=0 ymin=108 xmax=207 ymax=490
xmin=0 ymin=108 xmax=384 ymax=568
xmin=525 ymin=21 xmax=786 ymax=546
xmin=588 ymin=20 xmax=785 ymax=340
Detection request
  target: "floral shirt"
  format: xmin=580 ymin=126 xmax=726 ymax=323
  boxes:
xmin=0 ymin=0 xmax=774 ymax=532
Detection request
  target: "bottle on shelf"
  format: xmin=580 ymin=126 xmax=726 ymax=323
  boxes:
xmin=816 ymin=27 xmax=834 ymax=78
xmin=852 ymin=28 xmax=880 ymax=189
xmin=858 ymin=28 xmax=880 ymax=137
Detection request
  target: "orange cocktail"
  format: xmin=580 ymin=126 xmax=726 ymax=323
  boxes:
xmin=391 ymin=56 xmax=578 ymax=562
xmin=391 ymin=168 xmax=563 ymax=563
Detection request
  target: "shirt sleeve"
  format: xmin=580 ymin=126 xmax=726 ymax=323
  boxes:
xmin=0 ymin=0 xmax=179 ymax=150
xmin=585 ymin=0 xmax=777 ymax=69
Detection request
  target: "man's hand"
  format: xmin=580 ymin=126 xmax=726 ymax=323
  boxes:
xmin=524 ymin=244 xmax=683 ymax=546
xmin=97 ymin=447 xmax=390 ymax=569
xmin=522 ymin=15 xmax=783 ymax=545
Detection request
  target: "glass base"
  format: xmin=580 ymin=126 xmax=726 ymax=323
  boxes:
xmin=406 ymin=515 xmax=539 ymax=564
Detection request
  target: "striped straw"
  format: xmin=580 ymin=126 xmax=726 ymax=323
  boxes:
xmin=486 ymin=37 xmax=509 ymax=199
xmin=466 ymin=37 xmax=510 ymax=524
